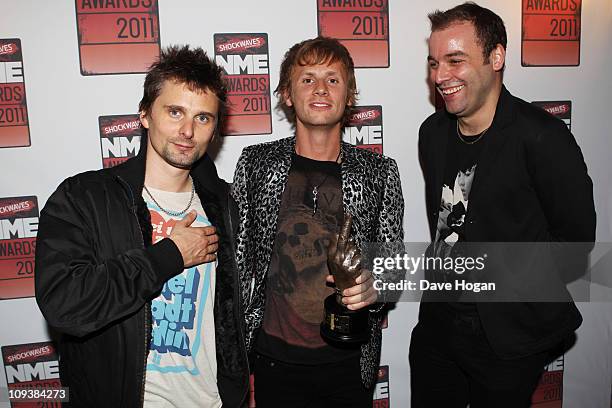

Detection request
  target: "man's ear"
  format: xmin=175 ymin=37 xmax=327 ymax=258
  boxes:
xmin=347 ymin=91 xmax=355 ymax=107
xmin=283 ymin=89 xmax=293 ymax=107
xmin=139 ymin=111 xmax=150 ymax=129
xmin=490 ymin=44 xmax=506 ymax=72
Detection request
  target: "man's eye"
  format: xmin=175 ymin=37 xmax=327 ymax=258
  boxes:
xmin=196 ymin=115 xmax=209 ymax=124
xmin=428 ymin=62 xmax=438 ymax=69
xmin=450 ymin=59 xmax=463 ymax=64
xmin=329 ymin=78 xmax=339 ymax=84
xmin=302 ymin=78 xmax=313 ymax=84
xmin=169 ymin=110 xmax=181 ymax=117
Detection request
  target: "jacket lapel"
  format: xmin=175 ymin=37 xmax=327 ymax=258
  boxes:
xmin=468 ymin=86 xmax=515 ymax=201
xmin=263 ymin=136 xmax=294 ymax=211
xmin=341 ymin=143 xmax=372 ymax=246
xmin=257 ymin=137 xmax=294 ymax=281
xmin=341 ymin=142 xmax=360 ymax=214
xmin=431 ymin=116 xmax=450 ymax=232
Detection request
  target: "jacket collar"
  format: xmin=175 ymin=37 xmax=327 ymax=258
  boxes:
xmin=110 ymin=133 xmax=227 ymax=203
xmin=280 ymin=135 xmax=355 ymax=165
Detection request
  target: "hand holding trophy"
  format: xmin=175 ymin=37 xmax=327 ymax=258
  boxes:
xmin=321 ymin=214 xmax=371 ymax=343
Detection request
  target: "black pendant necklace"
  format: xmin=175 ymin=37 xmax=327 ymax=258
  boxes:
xmin=308 ymin=148 xmax=342 ymax=215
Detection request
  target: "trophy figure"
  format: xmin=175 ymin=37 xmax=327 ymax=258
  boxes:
xmin=321 ymin=214 xmax=370 ymax=343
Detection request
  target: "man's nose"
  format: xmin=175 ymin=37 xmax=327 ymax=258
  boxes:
xmin=314 ymin=80 xmax=329 ymax=96
xmin=434 ymin=64 xmax=450 ymax=85
xmin=179 ymin=119 xmax=194 ymax=138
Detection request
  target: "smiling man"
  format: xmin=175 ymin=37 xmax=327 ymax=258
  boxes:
xmin=413 ymin=3 xmax=595 ymax=408
xmin=35 ymin=46 xmax=249 ymax=407
xmin=232 ymin=37 xmax=404 ymax=407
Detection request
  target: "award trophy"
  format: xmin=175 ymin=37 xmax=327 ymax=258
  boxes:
xmin=321 ymin=214 xmax=370 ymax=343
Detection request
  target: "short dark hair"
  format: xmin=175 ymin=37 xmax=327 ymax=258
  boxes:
xmin=275 ymin=37 xmax=358 ymax=127
xmin=428 ymin=2 xmax=507 ymax=62
xmin=139 ymin=45 xmax=227 ymax=136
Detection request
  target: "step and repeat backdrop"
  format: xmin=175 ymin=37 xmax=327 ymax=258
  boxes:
xmin=2 ymin=1 xmax=611 ymax=407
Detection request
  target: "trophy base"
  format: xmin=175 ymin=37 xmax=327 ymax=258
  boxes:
xmin=320 ymin=294 xmax=369 ymax=344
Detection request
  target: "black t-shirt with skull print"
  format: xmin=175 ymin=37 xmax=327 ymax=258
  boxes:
xmin=256 ymin=153 xmax=360 ymax=364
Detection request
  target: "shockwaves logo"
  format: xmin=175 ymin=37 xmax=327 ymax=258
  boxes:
xmin=373 ymin=365 xmax=390 ymax=407
xmin=532 ymin=100 xmax=572 ymax=130
xmin=343 ymin=105 xmax=383 ymax=154
xmin=317 ymin=0 xmax=389 ymax=67
xmin=99 ymin=114 xmax=142 ymax=168
xmin=522 ymin=0 xmax=581 ymax=66
xmin=214 ymin=33 xmax=272 ymax=136
xmin=0 ymin=38 xmax=30 ymax=148
xmin=531 ymin=355 xmax=564 ymax=407
xmin=75 ymin=0 xmax=161 ymax=75
xmin=2 ymin=341 xmax=62 ymax=407
xmin=0 ymin=196 xmax=38 ymax=300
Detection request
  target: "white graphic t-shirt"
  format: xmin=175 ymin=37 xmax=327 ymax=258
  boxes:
xmin=142 ymin=187 xmax=220 ymax=408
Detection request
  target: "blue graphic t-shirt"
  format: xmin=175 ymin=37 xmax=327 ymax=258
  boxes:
xmin=142 ymin=188 xmax=220 ymax=408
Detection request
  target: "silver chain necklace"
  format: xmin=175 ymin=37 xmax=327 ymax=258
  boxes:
xmin=456 ymin=121 xmax=489 ymax=145
xmin=143 ymin=177 xmax=195 ymax=217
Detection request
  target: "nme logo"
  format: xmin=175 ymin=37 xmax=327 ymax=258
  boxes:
xmin=2 ymin=341 xmax=63 ymax=407
xmin=0 ymin=38 xmax=30 ymax=148
xmin=343 ymin=105 xmax=383 ymax=154
xmin=214 ymin=33 xmax=272 ymax=136
xmin=530 ymin=355 xmax=564 ymax=407
xmin=532 ymin=100 xmax=572 ymax=130
xmin=215 ymin=55 xmax=268 ymax=75
xmin=0 ymin=196 xmax=38 ymax=300
xmin=373 ymin=365 xmax=390 ymax=407
xmin=99 ymin=114 xmax=142 ymax=168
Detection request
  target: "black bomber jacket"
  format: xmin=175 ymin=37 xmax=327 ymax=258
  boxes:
xmin=35 ymin=139 xmax=249 ymax=407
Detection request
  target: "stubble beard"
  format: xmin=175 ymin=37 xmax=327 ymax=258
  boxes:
xmin=160 ymin=143 xmax=202 ymax=170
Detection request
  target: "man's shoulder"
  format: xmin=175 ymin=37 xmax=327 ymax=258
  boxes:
xmin=510 ymin=93 xmax=568 ymax=133
xmin=53 ymin=167 xmax=121 ymax=199
xmin=420 ymin=109 xmax=449 ymax=133
xmin=345 ymin=143 xmax=396 ymax=171
xmin=241 ymin=137 xmax=292 ymax=158
xmin=39 ymin=168 xmax=125 ymax=220
xmin=418 ymin=109 xmax=449 ymax=154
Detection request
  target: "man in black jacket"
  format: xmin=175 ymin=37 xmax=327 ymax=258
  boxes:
xmin=35 ymin=46 xmax=249 ymax=407
xmin=411 ymin=3 xmax=596 ymax=408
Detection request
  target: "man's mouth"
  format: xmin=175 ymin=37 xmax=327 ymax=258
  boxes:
xmin=439 ymin=84 xmax=465 ymax=96
xmin=173 ymin=142 xmax=195 ymax=151
xmin=310 ymin=102 xmax=332 ymax=109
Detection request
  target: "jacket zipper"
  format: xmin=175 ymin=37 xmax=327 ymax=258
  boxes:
xmin=117 ymin=176 xmax=149 ymax=408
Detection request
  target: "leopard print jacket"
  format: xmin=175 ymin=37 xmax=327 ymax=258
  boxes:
xmin=231 ymin=136 xmax=404 ymax=388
